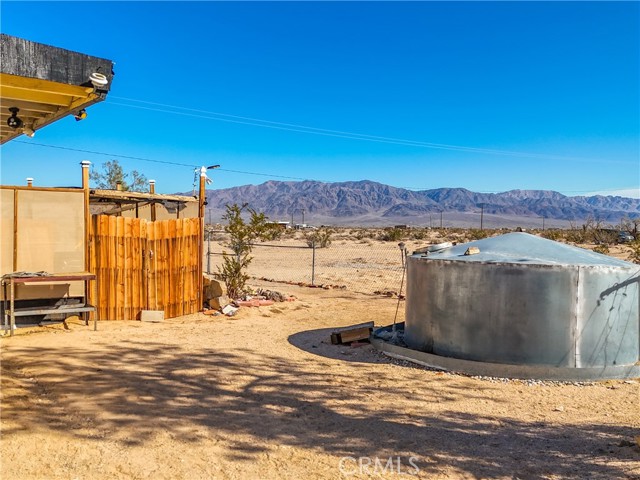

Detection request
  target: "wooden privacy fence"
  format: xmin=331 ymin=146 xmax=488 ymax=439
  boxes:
xmin=90 ymin=215 xmax=202 ymax=320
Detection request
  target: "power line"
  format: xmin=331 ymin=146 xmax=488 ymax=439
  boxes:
xmin=10 ymin=140 xmax=310 ymax=181
xmin=217 ymin=168 xmax=307 ymax=181
xmin=10 ymin=140 xmax=635 ymax=196
xmin=107 ymin=96 xmax=617 ymax=164
xmin=12 ymin=141 xmax=199 ymax=168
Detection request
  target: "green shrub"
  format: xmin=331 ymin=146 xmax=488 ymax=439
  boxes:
xmin=379 ymin=228 xmax=405 ymax=242
xmin=215 ymin=203 xmax=276 ymax=299
xmin=411 ymin=228 xmax=428 ymax=240
xmin=541 ymin=229 xmax=563 ymax=241
xmin=592 ymin=244 xmax=610 ymax=255
xmin=306 ymin=227 xmax=333 ymax=248
xmin=629 ymin=240 xmax=640 ymax=264
xmin=467 ymin=229 xmax=489 ymax=241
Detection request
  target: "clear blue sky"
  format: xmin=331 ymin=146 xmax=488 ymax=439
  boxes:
xmin=1 ymin=1 xmax=639 ymax=197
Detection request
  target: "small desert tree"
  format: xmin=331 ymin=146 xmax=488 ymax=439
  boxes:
xmin=620 ymin=217 xmax=640 ymax=237
xmin=216 ymin=203 xmax=279 ymax=299
xmin=90 ymin=159 xmax=148 ymax=192
xmin=305 ymin=227 xmax=333 ymax=248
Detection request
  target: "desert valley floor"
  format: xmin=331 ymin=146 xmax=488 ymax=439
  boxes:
xmin=1 ymin=281 xmax=639 ymax=479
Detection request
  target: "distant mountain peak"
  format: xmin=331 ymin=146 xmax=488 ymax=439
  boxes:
xmin=200 ymin=180 xmax=639 ymax=225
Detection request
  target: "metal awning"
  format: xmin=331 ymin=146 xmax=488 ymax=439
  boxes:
xmin=0 ymin=34 xmax=114 ymax=144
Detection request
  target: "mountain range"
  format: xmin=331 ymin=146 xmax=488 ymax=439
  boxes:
xmin=202 ymin=180 xmax=640 ymax=228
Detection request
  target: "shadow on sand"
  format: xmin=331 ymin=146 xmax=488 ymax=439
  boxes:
xmin=2 ymin=337 xmax=639 ymax=478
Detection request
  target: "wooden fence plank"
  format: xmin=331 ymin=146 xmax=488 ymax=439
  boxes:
xmin=90 ymin=214 xmax=201 ymax=321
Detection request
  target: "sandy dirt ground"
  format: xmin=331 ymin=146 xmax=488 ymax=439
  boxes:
xmin=1 ymin=281 xmax=639 ymax=479
xmin=205 ymin=231 xmax=640 ymax=296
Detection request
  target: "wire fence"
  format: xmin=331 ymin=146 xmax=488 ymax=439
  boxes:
xmin=204 ymin=235 xmax=407 ymax=295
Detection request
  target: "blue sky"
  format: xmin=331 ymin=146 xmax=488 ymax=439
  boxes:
xmin=1 ymin=1 xmax=639 ymax=197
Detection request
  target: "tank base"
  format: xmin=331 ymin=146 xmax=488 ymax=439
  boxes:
xmin=371 ymin=337 xmax=640 ymax=381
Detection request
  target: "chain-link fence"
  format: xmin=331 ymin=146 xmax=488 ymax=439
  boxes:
xmin=204 ymin=234 xmax=408 ymax=295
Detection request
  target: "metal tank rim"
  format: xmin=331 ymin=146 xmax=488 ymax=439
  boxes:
xmin=411 ymin=232 xmax=639 ymax=269
xmin=409 ymin=255 xmax=640 ymax=273
xmin=370 ymin=336 xmax=640 ymax=381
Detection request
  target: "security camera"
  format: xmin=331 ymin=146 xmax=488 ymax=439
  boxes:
xmin=7 ymin=107 xmax=23 ymax=129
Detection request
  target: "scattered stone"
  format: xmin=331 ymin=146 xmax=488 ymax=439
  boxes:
xmin=255 ymin=288 xmax=286 ymax=302
xmin=234 ymin=299 xmax=275 ymax=308
xmin=207 ymin=295 xmax=229 ymax=311
xmin=553 ymin=406 xmax=565 ymax=412
xmin=140 ymin=310 xmax=164 ymax=322
xmin=221 ymin=305 xmax=238 ymax=316
xmin=374 ymin=290 xmax=398 ymax=297
xmin=203 ymin=275 xmax=224 ymax=298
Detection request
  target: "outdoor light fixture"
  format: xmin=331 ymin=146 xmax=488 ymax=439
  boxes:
xmin=207 ymin=165 xmax=220 ymax=170
xmin=22 ymin=126 xmax=35 ymax=138
xmin=7 ymin=107 xmax=23 ymax=129
xmin=74 ymin=109 xmax=87 ymax=121
xmin=89 ymin=72 xmax=109 ymax=88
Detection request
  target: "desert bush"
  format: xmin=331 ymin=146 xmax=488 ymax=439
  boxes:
xmin=305 ymin=227 xmax=333 ymax=248
xmin=281 ymin=228 xmax=297 ymax=239
xmin=379 ymin=228 xmax=405 ymax=242
xmin=619 ymin=217 xmax=640 ymax=237
xmin=629 ymin=241 xmax=640 ymax=264
xmin=216 ymin=203 xmax=278 ymax=299
xmin=541 ymin=229 xmax=563 ymax=241
xmin=592 ymin=229 xmax=617 ymax=245
xmin=411 ymin=228 xmax=428 ymax=240
xmin=467 ymin=229 xmax=489 ymax=241
xmin=592 ymin=244 xmax=610 ymax=255
xmin=565 ymin=228 xmax=587 ymax=244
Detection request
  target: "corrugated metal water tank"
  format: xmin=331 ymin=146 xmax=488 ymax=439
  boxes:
xmin=404 ymin=233 xmax=640 ymax=370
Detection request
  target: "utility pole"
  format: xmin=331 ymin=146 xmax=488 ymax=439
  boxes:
xmin=301 ymin=208 xmax=305 ymax=225
xmin=542 ymin=216 xmax=545 ymax=231
xmin=480 ymin=203 xmax=484 ymax=231
xmin=440 ymin=211 xmax=443 ymax=229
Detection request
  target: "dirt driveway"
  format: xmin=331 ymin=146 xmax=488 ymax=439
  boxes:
xmin=1 ymin=282 xmax=639 ymax=479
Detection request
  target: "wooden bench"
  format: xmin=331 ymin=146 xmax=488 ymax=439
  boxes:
xmin=10 ymin=304 xmax=96 ymax=325
xmin=2 ymin=272 xmax=97 ymax=336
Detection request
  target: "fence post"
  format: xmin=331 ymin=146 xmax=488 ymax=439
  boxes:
xmin=207 ymin=233 xmax=211 ymax=274
xmin=311 ymin=240 xmax=316 ymax=286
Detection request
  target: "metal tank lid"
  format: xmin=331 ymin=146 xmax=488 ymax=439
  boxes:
xmin=415 ymin=232 xmax=639 ymax=268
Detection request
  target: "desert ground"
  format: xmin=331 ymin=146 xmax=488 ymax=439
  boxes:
xmin=206 ymin=227 xmax=640 ymax=295
xmin=1 ymin=277 xmax=639 ymax=479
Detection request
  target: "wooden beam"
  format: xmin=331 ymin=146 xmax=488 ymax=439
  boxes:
xmin=149 ymin=180 xmax=156 ymax=222
xmin=13 ymin=189 xmax=18 ymax=272
xmin=330 ymin=321 xmax=375 ymax=345
xmin=1 ymin=84 xmax=73 ymax=106
xmin=1 ymin=34 xmax=114 ymax=90
xmin=82 ymin=161 xmax=91 ymax=323
xmin=0 ymin=185 xmax=83 ymax=193
xmin=0 ymin=99 xmax=60 ymax=113
xmin=198 ymin=167 xmax=206 ymax=310
xmin=90 ymin=189 xmax=197 ymax=203
xmin=0 ymin=73 xmax=94 ymax=97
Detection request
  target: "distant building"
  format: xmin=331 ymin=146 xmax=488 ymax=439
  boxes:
xmin=267 ymin=221 xmax=291 ymax=230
